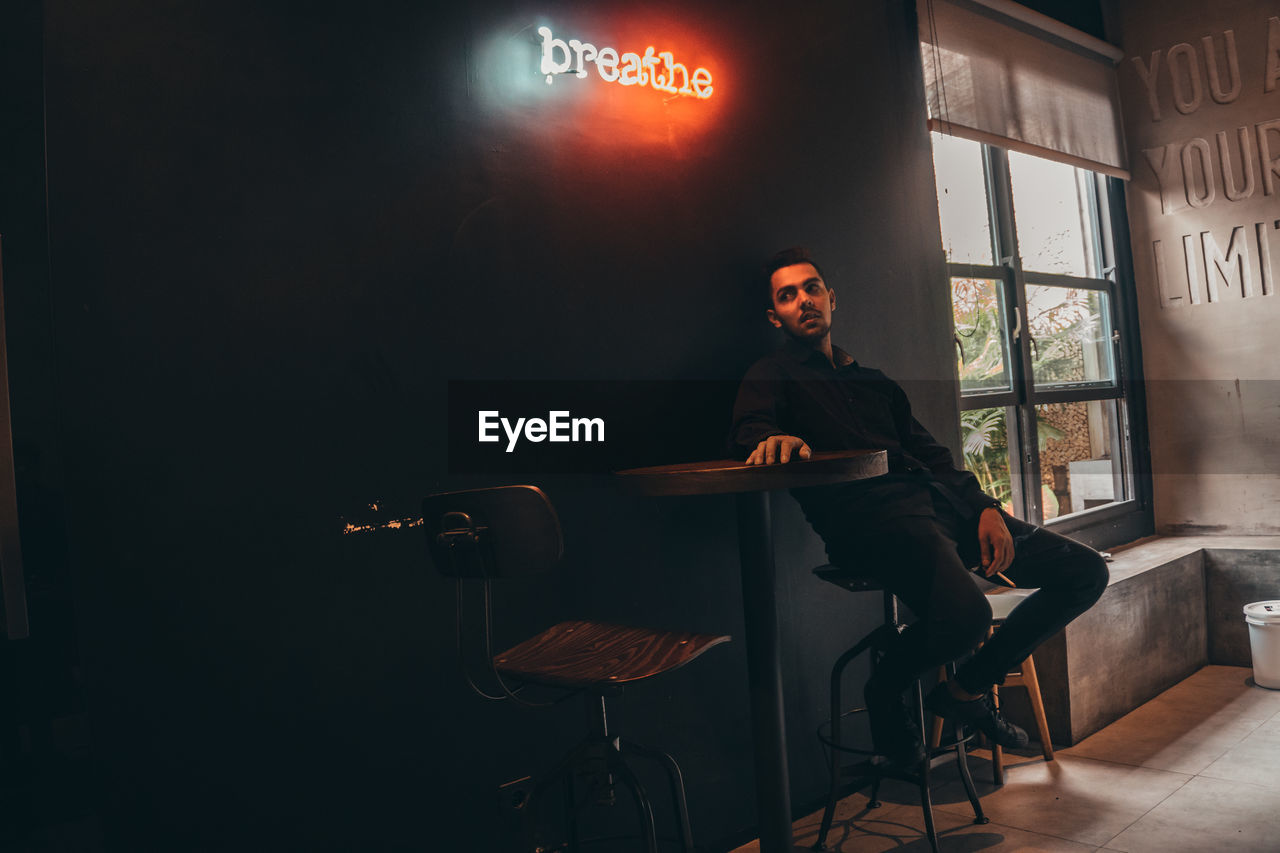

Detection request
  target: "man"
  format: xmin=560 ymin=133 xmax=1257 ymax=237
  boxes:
xmin=730 ymin=247 xmax=1108 ymax=768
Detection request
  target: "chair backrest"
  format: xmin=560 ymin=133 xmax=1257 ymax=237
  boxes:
xmin=423 ymin=485 xmax=563 ymax=578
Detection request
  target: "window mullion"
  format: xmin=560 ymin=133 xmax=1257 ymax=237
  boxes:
xmin=1090 ymin=172 xmax=1136 ymax=511
xmin=1029 ymin=386 xmax=1123 ymax=406
xmin=1087 ymin=171 xmax=1127 ymax=392
xmin=1102 ymin=175 xmax=1152 ymax=515
xmin=987 ymin=146 xmax=1043 ymax=524
xmin=959 ymin=390 xmax=1019 ymax=410
xmin=1108 ymin=398 xmax=1129 ymax=519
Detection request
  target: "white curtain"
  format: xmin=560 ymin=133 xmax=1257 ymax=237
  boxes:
xmin=919 ymin=0 xmax=1130 ymax=179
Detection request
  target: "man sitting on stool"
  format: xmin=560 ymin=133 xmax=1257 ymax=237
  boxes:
xmin=729 ymin=247 xmax=1108 ymax=769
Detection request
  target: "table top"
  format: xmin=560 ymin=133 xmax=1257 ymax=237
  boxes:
xmin=614 ymin=449 xmax=888 ymax=496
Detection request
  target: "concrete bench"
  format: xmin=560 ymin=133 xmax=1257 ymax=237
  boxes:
xmin=993 ymin=536 xmax=1280 ymax=745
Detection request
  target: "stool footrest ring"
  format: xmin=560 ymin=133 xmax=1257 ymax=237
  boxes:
xmin=817 ymin=709 xmax=979 ymax=754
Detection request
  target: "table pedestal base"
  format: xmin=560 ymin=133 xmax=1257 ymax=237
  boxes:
xmin=736 ymin=491 xmax=792 ymax=853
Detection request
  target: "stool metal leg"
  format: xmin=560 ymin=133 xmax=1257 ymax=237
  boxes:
xmin=621 ymin=740 xmax=695 ymax=853
xmin=607 ymin=751 xmax=658 ymax=853
xmin=913 ymin=680 xmax=941 ymax=853
xmin=814 ymin=597 xmax=909 ymax=851
xmin=919 ymin=778 xmax=939 ymax=853
xmin=526 ymin=739 xmax=593 ymax=853
xmin=954 ymin=720 xmax=988 ymax=825
xmin=937 ymin=662 xmax=987 ymax=825
xmin=525 ymin=693 xmax=689 ymax=853
xmin=812 ymin=644 xmax=847 ymax=850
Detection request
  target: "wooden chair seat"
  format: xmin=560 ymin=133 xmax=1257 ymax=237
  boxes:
xmin=495 ymin=619 xmax=731 ymax=689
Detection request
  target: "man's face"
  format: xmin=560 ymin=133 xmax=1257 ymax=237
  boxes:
xmin=767 ymin=262 xmax=835 ymax=342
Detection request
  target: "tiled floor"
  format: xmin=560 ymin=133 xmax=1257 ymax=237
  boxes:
xmin=731 ymin=666 xmax=1280 ymax=852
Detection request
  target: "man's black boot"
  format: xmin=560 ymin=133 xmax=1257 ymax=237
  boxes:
xmin=863 ymin=676 xmax=926 ymax=770
xmin=924 ymin=682 xmax=1029 ymax=749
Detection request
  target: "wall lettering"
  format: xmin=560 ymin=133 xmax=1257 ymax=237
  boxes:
xmin=1259 ymin=220 xmax=1276 ymax=296
xmin=1181 ymin=233 xmax=1202 ymax=306
xmin=1181 ymin=137 xmax=1216 ymax=207
xmin=1142 ymin=142 xmax=1187 ymax=213
xmin=1202 ymin=225 xmax=1253 ymax=300
xmin=537 ymin=26 xmax=714 ymax=99
xmin=1168 ymin=42 xmax=1204 ymax=115
xmin=1218 ymin=126 xmax=1257 ymax=200
xmin=1104 ymin=15 xmax=1280 ymax=310
xmin=1154 ymin=220 xmax=1280 ymax=307
xmin=1268 ymin=17 xmax=1280 ymax=93
xmin=1129 ymin=28 xmax=1246 ymax=121
xmin=1141 ymin=120 xmax=1280 ymax=214
xmin=1132 ymin=51 xmax=1163 ymax=121
xmin=1260 ymin=118 xmax=1280 ymax=194
xmin=1203 ymin=31 xmax=1242 ymax=104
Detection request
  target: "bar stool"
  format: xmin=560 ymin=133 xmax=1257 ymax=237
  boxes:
xmin=810 ymin=565 xmax=987 ymax=853
xmin=424 ymin=485 xmax=731 ymax=853
xmin=929 ymin=589 xmax=1054 ymax=785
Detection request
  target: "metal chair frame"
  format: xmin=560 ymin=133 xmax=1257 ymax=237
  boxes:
xmin=811 ymin=571 xmax=988 ymax=853
xmin=427 ymin=486 xmax=718 ymax=853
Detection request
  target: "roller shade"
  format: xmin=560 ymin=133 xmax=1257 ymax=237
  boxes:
xmin=919 ymin=0 xmax=1130 ymax=179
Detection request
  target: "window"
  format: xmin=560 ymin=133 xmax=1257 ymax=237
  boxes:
xmin=932 ymin=132 xmax=1149 ymax=541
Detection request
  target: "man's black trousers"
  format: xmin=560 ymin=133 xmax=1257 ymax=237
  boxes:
xmin=823 ymin=491 xmax=1109 ymax=698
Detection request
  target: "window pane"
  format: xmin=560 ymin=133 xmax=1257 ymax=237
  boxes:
xmin=952 ymin=276 xmax=1011 ymax=392
xmin=961 ymin=406 xmax=1014 ymax=513
xmin=931 ymin=133 xmax=994 ymax=265
xmin=1026 ymin=285 xmax=1114 ymax=388
xmin=1037 ymin=399 xmax=1127 ymax=521
xmin=1008 ymin=151 xmax=1101 ymax=277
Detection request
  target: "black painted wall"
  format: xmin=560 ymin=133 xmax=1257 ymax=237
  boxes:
xmin=1 ymin=0 xmax=89 ymax=841
xmin=40 ymin=0 xmax=960 ymax=849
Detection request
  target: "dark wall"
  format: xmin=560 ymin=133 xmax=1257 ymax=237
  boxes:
xmin=41 ymin=0 xmax=955 ymax=849
xmin=1 ymin=3 xmax=87 ymax=841
xmin=2 ymin=0 xmax=67 ymax=616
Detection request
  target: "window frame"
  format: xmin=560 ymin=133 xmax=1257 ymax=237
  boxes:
xmin=945 ymin=141 xmax=1153 ymax=549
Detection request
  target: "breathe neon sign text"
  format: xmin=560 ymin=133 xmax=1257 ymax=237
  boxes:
xmin=537 ymin=26 xmax=714 ymax=99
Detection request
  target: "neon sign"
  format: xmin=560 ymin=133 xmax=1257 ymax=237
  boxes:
xmin=537 ymin=25 xmax=714 ymax=99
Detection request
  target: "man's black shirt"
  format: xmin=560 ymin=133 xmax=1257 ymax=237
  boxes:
xmin=729 ymin=340 xmax=1000 ymax=542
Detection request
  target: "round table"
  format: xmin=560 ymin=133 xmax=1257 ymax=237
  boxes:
xmin=616 ymin=449 xmax=888 ymax=853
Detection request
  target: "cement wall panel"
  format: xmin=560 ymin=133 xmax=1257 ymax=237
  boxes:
xmin=1205 ymin=549 xmax=1280 ymax=666
xmin=1064 ymin=551 xmax=1207 ymax=741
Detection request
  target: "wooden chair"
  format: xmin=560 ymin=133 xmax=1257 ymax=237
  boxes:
xmin=928 ymin=589 xmax=1054 ymax=785
xmin=809 ymin=565 xmax=987 ymax=853
xmin=424 ymin=485 xmax=730 ymax=853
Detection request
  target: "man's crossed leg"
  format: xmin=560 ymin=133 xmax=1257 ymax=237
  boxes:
xmin=828 ymin=496 xmax=1108 ymax=768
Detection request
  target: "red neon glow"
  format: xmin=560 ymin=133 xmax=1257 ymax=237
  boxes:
xmin=538 ymin=25 xmax=714 ymax=99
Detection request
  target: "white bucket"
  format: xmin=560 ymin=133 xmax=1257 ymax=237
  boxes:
xmin=1243 ymin=601 xmax=1280 ymax=690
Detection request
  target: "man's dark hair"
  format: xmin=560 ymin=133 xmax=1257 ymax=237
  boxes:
xmin=763 ymin=247 xmax=826 ymax=308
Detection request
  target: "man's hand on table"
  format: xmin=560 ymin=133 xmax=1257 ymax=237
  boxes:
xmin=977 ymin=506 xmax=1014 ymax=576
xmin=746 ymin=435 xmax=812 ymax=465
